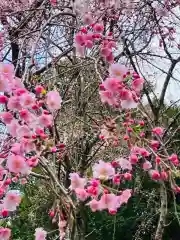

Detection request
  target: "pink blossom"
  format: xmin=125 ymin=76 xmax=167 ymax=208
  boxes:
xmin=109 ymin=63 xmax=128 ymax=81
xmin=51 ymin=147 xmax=57 ymax=153
xmin=12 ymin=177 xmax=18 ymax=183
xmin=87 ymin=186 xmax=99 ymax=197
xmin=35 ymin=228 xmax=47 ymax=240
xmin=129 ymin=154 xmax=138 ymax=164
xmin=75 ymin=188 xmax=89 ymax=201
xmin=27 ymin=156 xmax=39 ymax=167
xmin=38 ymin=114 xmax=53 ymax=127
xmin=121 ymin=98 xmax=138 ymax=109
xmin=124 ymin=172 xmax=132 ymax=181
xmin=150 ymin=170 xmax=161 ymax=180
xmin=118 ymin=158 xmax=132 ymax=170
xmin=3 ymin=190 xmax=21 ymax=211
xmin=17 ymin=125 xmax=31 ymax=138
xmin=123 ymin=135 xmax=129 ymax=141
xmin=131 ymin=146 xmax=141 ymax=155
xmin=119 ymin=89 xmax=131 ymax=100
xmin=100 ymin=47 xmax=111 ymax=57
xmin=13 ymin=77 xmax=25 ymax=89
xmin=69 ymin=173 xmax=87 ymax=190
xmin=156 ymin=156 xmax=161 ymax=164
xmin=7 ymin=154 xmax=29 ymax=174
xmin=140 ymin=132 xmax=145 ymax=137
xmin=81 ymin=27 xmax=88 ymax=34
xmin=139 ymin=120 xmax=145 ymax=126
xmin=99 ymin=193 xmax=120 ymax=212
xmin=0 ymin=95 xmax=8 ymax=104
xmin=119 ymin=189 xmax=132 ymax=205
xmin=50 ymin=0 xmax=56 ymax=6
xmin=93 ymin=160 xmax=115 ymax=180
xmin=85 ymin=33 xmax=93 ymax=41
xmin=119 ymin=90 xmax=138 ymax=109
xmin=143 ymin=161 xmax=152 ymax=170
xmin=168 ymin=154 xmax=178 ymax=162
xmin=20 ymin=178 xmax=27 ymax=184
xmin=85 ymin=40 xmax=93 ymax=48
xmin=139 ymin=148 xmax=150 ymax=157
xmin=106 ymin=53 xmax=114 ymax=63
xmin=161 ymin=171 xmax=168 ymax=181
xmin=46 ymin=90 xmax=62 ymax=111
xmin=91 ymin=179 xmax=100 ymax=187
xmin=4 ymin=178 xmax=11 ymax=186
xmin=35 ymin=85 xmax=44 ymax=94
xmin=103 ymin=78 xmax=121 ymax=93
xmin=20 ymin=93 xmax=35 ymax=107
xmin=1 ymin=209 xmax=8 ymax=217
xmin=113 ymin=174 xmax=120 ymax=184
xmin=7 ymin=96 xmax=22 ymax=111
xmin=83 ymin=13 xmax=93 ymax=25
xmin=99 ymin=90 xmax=118 ymax=106
xmin=0 ymin=63 xmax=14 ymax=81
xmin=152 ymin=127 xmax=163 ymax=136
xmin=21 ymin=138 xmax=36 ymax=153
xmin=75 ymin=33 xmax=85 ymax=45
xmin=168 ymin=154 xmax=179 ymax=165
xmin=87 ymin=199 xmax=99 ymax=212
xmin=132 ymin=78 xmax=144 ymax=92
xmin=35 ymin=128 xmax=44 ymax=135
xmin=6 ymin=120 xmax=20 ymax=137
xmin=19 ymin=109 xmax=33 ymax=122
xmin=93 ymin=33 xmax=101 ymax=39
xmin=11 ymin=143 xmax=23 ymax=155
xmin=0 ymin=227 xmax=11 ymax=240
xmin=93 ymin=24 xmax=104 ymax=33
xmin=0 ymin=112 xmax=13 ymax=124
xmin=151 ymin=140 xmax=159 ymax=150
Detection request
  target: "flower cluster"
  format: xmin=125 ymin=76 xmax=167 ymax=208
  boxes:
xmin=0 ymin=62 xmax=62 ymax=232
xmin=69 ymin=161 xmax=132 ymax=214
xmin=99 ymin=63 xmax=144 ymax=109
xmin=75 ymin=13 xmax=117 ymax=61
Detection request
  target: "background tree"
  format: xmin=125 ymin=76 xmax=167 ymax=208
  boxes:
xmin=0 ymin=0 xmax=180 ymax=240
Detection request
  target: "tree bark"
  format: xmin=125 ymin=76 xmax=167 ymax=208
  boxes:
xmin=155 ymin=184 xmax=167 ymax=240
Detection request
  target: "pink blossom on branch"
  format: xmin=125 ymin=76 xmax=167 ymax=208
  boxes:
xmin=152 ymin=127 xmax=164 ymax=136
xmin=109 ymin=63 xmax=128 ymax=81
xmin=119 ymin=189 xmax=132 ymax=206
xmin=118 ymin=158 xmax=132 ymax=170
xmin=75 ymin=188 xmax=89 ymax=201
xmin=46 ymin=90 xmax=62 ymax=111
xmin=49 ymin=0 xmax=57 ymax=6
xmin=0 ymin=227 xmax=11 ymax=240
xmin=69 ymin=173 xmax=87 ymax=190
xmin=35 ymin=228 xmax=47 ymax=240
xmin=87 ymin=199 xmax=99 ymax=212
xmin=99 ymin=193 xmax=120 ymax=213
xmin=0 ymin=112 xmax=13 ymax=124
xmin=0 ymin=63 xmax=14 ymax=81
xmin=3 ymin=190 xmax=21 ymax=211
xmin=93 ymin=160 xmax=115 ymax=180
xmin=7 ymin=154 xmax=30 ymax=174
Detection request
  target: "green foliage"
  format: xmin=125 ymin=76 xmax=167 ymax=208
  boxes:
xmin=11 ymin=180 xmax=56 ymax=240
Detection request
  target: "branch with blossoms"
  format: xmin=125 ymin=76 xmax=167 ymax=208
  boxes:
xmin=0 ymin=59 xmax=179 ymax=240
xmin=0 ymin=0 xmax=180 ymax=240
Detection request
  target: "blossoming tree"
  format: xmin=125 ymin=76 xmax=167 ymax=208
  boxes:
xmin=0 ymin=0 xmax=180 ymax=239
